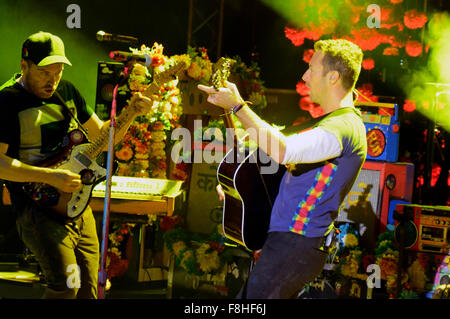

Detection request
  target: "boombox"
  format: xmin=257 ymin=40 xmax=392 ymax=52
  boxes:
xmin=336 ymin=161 xmax=414 ymax=251
xmin=394 ymin=204 xmax=450 ymax=254
xmin=356 ymin=102 xmax=400 ymax=162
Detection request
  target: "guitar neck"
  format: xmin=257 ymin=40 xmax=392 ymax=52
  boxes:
xmin=84 ymin=105 xmax=136 ymax=159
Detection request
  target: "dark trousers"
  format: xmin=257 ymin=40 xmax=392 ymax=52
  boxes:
xmin=16 ymin=205 xmax=99 ymax=299
xmin=240 ymin=231 xmax=328 ymax=299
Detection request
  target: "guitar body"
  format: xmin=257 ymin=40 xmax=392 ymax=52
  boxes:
xmin=23 ymin=142 xmax=107 ymax=218
xmin=217 ymin=147 xmax=286 ymax=251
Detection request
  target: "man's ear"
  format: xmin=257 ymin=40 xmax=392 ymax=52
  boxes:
xmin=328 ymin=71 xmax=340 ymax=85
xmin=20 ymin=59 xmax=29 ymax=73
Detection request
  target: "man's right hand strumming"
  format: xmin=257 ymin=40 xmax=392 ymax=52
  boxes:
xmin=0 ymin=149 xmax=81 ymax=194
xmin=45 ymin=168 xmax=82 ymax=193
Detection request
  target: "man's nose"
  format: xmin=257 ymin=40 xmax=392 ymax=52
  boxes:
xmin=48 ymin=74 xmax=58 ymax=86
xmin=302 ymin=69 xmax=310 ymax=82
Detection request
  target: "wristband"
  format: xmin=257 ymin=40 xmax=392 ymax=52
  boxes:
xmin=231 ymin=103 xmax=245 ymax=114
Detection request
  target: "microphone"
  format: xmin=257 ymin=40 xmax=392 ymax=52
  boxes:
xmin=109 ymin=51 xmax=152 ymax=67
xmin=96 ymin=30 xmax=138 ymax=44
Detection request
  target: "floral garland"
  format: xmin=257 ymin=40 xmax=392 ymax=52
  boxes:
xmin=332 ymin=223 xmax=433 ymax=298
xmin=185 ymin=46 xmax=213 ymax=84
xmin=106 ymin=223 xmax=135 ymax=280
xmin=160 ymin=215 xmax=233 ymax=280
xmin=106 ymin=43 xmax=190 ymax=284
xmin=114 ymin=43 xmax=188 ymax=179
xmin=229 ymin=55 xmax=267 ymax=112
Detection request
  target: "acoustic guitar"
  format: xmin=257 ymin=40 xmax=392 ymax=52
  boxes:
xmin=213 ymin=58 xmax=286 ymax=251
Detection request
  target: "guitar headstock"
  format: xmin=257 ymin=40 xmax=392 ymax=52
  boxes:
xmin=153 ymin=58 xmax=188 ymax=85
xmin=212 ymin=57 xmax=236 ymax=90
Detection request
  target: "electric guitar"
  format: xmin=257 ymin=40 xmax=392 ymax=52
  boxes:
xmin=213 ymin=58 xmax=286 ymax=251
xmin=22 ymin=60 xmax=187 ymax=218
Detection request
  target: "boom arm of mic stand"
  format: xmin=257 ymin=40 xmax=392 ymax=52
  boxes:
xmin=98 ymin=84 xmax=118 ymax=299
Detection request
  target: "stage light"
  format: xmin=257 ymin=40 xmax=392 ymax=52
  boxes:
xmin=401 ymin=13 xmax=450 ymax=132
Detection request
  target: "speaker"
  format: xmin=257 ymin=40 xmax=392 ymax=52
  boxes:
xmin=337 ymin=161 xmax=415 ymax=251
xmin=357 ymin=102 xmax=400 ymax=162
xmin=95 ymin=61 xmax=128 ymax=120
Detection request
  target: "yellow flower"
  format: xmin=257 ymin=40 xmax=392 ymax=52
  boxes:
xmin=134 ymin=152 xmax=149 ymax=160
xmin=187 ymin=61 xmax=202 ymax=80
xmin=171 ymin=241 xmax=187 ymax=256
xmin=150 ymin=131 xmax=166 ymax=142
xmin=180 ymin=250 xmax=194 ymax=270
xmin=196 ymin=244 xmax=220 ymax=273
xmin=407 ymin=259 xmax=427 ymax=291
xmin=135 ymin=159 xmax=149 ymax=169
xmin=343 ymin=233 xmax=358 ymax=248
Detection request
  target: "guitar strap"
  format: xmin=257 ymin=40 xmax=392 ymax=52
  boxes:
xmin=54 ymin=91 xmax=92 ymax=143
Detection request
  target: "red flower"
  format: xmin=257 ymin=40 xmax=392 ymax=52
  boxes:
xmin=387 ymin=35 xmax=405 ymax=48
xmin=389 ymin=0 xmax=403 ymax=3
xmin=362 ymin=58 xmax=375 ymax=70
xmin=299 ymin=95 xmax=314 ymax=111
xmin=302 ymin=49 xmax=315 ymax=64
xmin=405 ymin=40 xmax=423 ymax=57
xmin=107 ymin=252 xmax=129 ymax=279
xmin=285 ymin=27 xmax=306 ymax=47
xmin=296 ymin=81 xmax=310 ymax=96
xmin=380 ymin=6 xmax=394 ymax=24
xmin=362 ymin=255 xmax=375 ymax=271
xmin=347 ymin=28 xmax=389 ymax=51
xmin=431 ymin=163 xmax=442 ymax=187
xmin=403 ymin=100 xmax=416 ymax=112
xmin=150 ymin=55 xmax=166 ymax=67
xmin=299 ymin=96 xmax=323 ymax=118
xmin=356 ymin=83 xmax=379 ymax=102
xmin=160 ymin=216 xmax=182 ymax=232
xmin=404 ymin=9 xmax=428 ymax=29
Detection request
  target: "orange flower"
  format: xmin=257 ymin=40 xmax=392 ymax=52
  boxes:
xmin=135 ymin=143 xmax=149 ymax=154
xmin=115 ymin=146 xmax=134 ymax=162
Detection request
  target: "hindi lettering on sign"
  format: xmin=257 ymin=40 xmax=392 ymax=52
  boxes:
xmin=196 ymin=173 xmax=216 ymax=192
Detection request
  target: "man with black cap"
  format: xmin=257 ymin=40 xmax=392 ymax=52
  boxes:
xmin=0 ymin=31 xmax=155 ymax=298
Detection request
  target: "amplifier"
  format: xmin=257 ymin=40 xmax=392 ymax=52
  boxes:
xmin=356 ymin=102 xmax=400 ymax=162
xmin=94 ymin=61 xmax=128 ymax=121
xmin=394 ymin=204 xmax=450 ymax=254
xmin=337 ymin=161 xmax=414 ymax=251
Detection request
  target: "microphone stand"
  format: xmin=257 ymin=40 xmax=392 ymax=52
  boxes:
xmin=98 ymin=84 xmax=119 ymax=299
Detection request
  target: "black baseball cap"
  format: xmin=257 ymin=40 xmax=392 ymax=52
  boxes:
xmin=22 ymin=31 xmax=72 ymax=66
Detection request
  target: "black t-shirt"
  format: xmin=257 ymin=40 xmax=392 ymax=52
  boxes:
xmin=0 ymin=74 xmax=94 ymax=164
